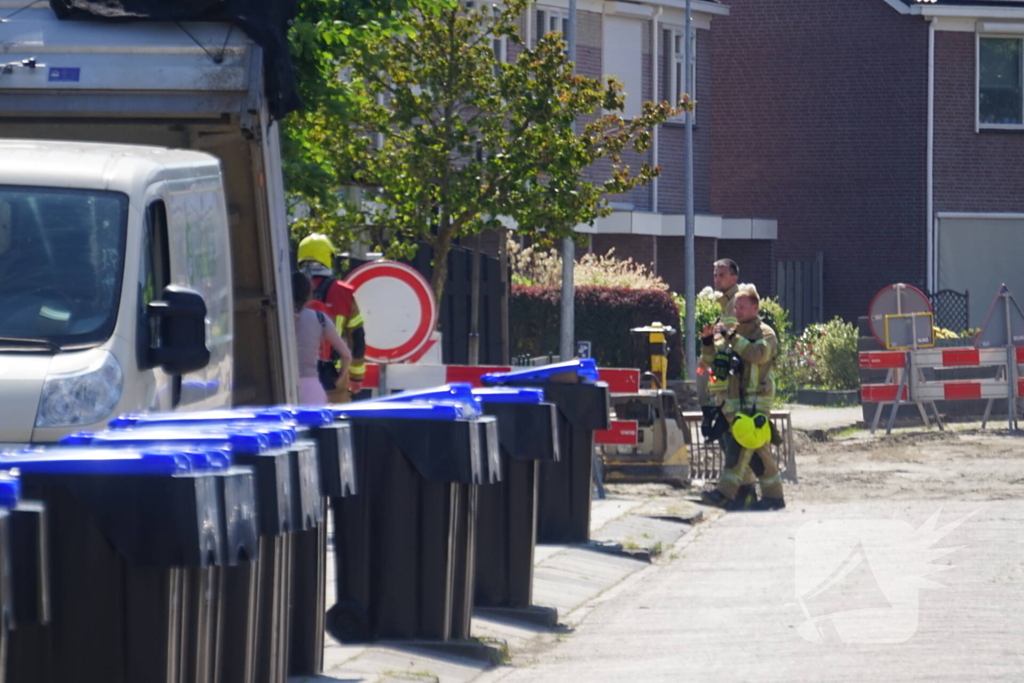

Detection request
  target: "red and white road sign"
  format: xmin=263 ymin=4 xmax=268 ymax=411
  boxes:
xmin=345 ymin=261 xmax=438 ymax=364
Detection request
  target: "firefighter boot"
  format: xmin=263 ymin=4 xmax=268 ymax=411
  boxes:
xmin=700 ymin=490 xmax=732 ymax=508
xmin=752 ymin=496 xmax=786 ymax=511
xmin=728 ymin=484 xmax=758 ymax=511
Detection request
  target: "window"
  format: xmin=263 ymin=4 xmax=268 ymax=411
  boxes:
xmin=536 ymin=7 xmax=569 ymax=47
xmin=979 ymin=36 xmax=1023 ymax=127
xmin=0 ymin=186 xmax=128 ymax=348
xmin=139 ymin=200 xmax=170 ymax=366
xmin=603 ymin=16 xmax=643 ymax=119
xmin=670 ymin=29 xmax=697 ymax=122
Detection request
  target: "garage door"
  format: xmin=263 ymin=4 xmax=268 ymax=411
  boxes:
xmin=938 ymin=216 xmax=1024 ymax=329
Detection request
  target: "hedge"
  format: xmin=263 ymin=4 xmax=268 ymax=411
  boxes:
xmin=510 ymin=286 xmax=683 ymax=378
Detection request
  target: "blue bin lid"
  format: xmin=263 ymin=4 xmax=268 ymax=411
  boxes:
xmin=109 ymin=408 xmax=291 ymax=430
xmin=481 ymin=359 xmax=599 ymax=386
xmin=373 ymin=383 xmax=482 ymax=416
xmin=61 ymin=428 xmax=273 ymax=455
xmin=0 ymin=473 xmax=19 ymax=508
xmin=471 ymin=387 xmax=546 ymax=404
xmin=331 ymin=400 xmax=474 ymax=421
xmin=275 ymin=406 xmax=335 ymax=427
xmin=0 ymin=448 xmax=194 ymax=476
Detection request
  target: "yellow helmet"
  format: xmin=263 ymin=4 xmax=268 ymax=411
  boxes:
xmin=297 ymin=233 xmax=336 ymax=270
xmin=731 ymin=412 xmax=771 ymax=450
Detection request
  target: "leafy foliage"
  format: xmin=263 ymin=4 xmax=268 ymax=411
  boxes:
xmin=511 ymin=286 xmax=682 ymax=377
xmin=811 ymin=318 xmax=860 ymax=391
xmin=289 ymin=0 xmax=686 ymax=300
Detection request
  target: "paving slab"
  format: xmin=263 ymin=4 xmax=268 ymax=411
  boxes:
xmin=322 ymin=492 xmax=700 ymax=683
xmin=478 ymin=500 xmax=1024 ymax=682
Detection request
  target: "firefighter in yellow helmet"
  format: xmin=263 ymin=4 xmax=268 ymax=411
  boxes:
xmin=297 ymin=234 xmax=366 ymax=403
xmin=699 ymin=286 xmax=785 ymax=511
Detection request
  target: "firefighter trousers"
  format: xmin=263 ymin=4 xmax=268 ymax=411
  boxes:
xmin=717 ymin=431 xmax=784 ymax=500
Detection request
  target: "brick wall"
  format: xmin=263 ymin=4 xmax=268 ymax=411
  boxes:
xmin=655 ymin=236 xmax=717 ymax=294
xmin=711 ymin=0 xmax=929 ymax=322
xmin=716 ymin=239 xmax=775 ymax=297
xmin=657 ymin=28 xmax=712 ymax=214
xmin=592 ymin=234 xmax=656 ymax=269
xmin=934 ymin=31 xmax=1024 ymax=213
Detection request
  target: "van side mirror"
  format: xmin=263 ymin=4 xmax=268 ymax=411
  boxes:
xmin=147 ymin=285 xmax=210 ymax=375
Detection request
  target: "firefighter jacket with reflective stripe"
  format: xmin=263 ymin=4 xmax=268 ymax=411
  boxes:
xmin=309 ymin=276 xmax=366 ymax=380
xmin=701 ymin=316 xmax=777 ymax=417
xmin=705 ymin=284 xmax=740 ymax=406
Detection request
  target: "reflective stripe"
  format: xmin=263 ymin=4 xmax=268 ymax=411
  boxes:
xmin=347 ymin=313 xmax=364 ymax=329
xmin=734 ymin=336 xmax=750 ymax=354
xmin=335 ymin=315 xmax=347 ymax=336
xmin=748 ymin=363 xmax=760 ymax=395
xmin=760 ymin=473 xmax=782 ymax=486
xmin=720 ymin=471 xmax=742 ymax=485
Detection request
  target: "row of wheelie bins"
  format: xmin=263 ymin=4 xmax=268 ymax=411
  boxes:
xmin=0 ymin=359 xmax=609 ymax=682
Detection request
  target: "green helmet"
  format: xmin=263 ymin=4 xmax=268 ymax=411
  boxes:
xmin=731 ymin=412 xmax=771 ymax=450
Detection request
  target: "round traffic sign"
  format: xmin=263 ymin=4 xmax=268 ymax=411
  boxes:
xmin=344 ymin=260 xmax=438 ymax=364
xmin=867 ymin=283 xmax=932 ymax=346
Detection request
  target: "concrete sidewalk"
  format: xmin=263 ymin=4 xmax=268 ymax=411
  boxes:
xmin=477 ymin=500 xmax=1024 ymax=682
xmin=315 ymin=493 xmax=704 ymax=683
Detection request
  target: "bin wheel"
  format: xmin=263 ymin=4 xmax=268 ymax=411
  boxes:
xmin=326 ymin=600 xmax=371 ymax=643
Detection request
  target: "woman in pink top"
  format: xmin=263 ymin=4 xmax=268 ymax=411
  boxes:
xmin=293 ymin=271 xmax=352 ymax=405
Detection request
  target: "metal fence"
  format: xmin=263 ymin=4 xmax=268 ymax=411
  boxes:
xmin=929 ymin=289 xmax=969 ymax=333
xmin=682 ymin=410 xmax=797 ymax=484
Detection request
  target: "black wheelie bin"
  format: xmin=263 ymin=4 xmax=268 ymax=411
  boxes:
xmin=324 ymin=400 xmax=484 ymax=644
xmin=482 ymin=360 xmax=610 ymax=544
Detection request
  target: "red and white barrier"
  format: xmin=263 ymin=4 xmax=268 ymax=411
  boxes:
xmin=859 ymin=346 xmax=1024 ymax=432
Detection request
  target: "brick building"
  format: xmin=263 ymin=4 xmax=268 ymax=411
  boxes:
xmin=710 ymin=0 xmax=1024 ymax=327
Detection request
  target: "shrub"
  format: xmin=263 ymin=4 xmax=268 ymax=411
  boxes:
xmin=673 ymin=287 xmax=721 ymax=362
xmin=510 ymin=286 xmax=682 ymax=377
xmin=810 ymin=317 xmax=859 ymax=390
xmin=508 ymin=240 xmax=669 ymax=290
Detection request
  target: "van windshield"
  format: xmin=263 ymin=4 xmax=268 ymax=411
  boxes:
xmin=0 ymin=186 xmax=128 ymax=350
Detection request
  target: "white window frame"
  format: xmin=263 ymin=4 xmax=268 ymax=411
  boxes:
xmin=536 ymin=6 xmax=570 ymax=49
xmin=976 ymin=33 xmax=1024 ymax=131
xmin=669 ymin=28 xmax=697 ymax=123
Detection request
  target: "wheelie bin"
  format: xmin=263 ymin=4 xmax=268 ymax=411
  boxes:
xmin=111 ymin=406 xmax=357 ymax=679
xmin=0 ymin=447 xmax=241 ymax=683
xmin=482 ymin=360 xmax=610 ymax=544
xmin=470 ymin=388 xmax=559 ymax=612
xmin=324 ymin=400 xmax=484 ymax=644
xmin=369 ymin=386 xmax=501 ymax=640
xmin=63 ymin=426 xmax=303 ymax=683
xmin=0 ymin=473 xmax=20 ymax=683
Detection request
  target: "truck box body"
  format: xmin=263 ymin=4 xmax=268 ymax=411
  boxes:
xmin=0 ymin=6 xmax=299 ymax=441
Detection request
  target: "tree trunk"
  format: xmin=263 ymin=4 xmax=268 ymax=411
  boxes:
xmin=430 ymin=235 xmax=452 ymax=319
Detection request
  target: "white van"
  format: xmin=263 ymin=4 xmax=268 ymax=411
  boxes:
xmin=0 ymin=7 xmax=302 ymax=444
xmin=0 ymin=141 xmax=235 ymax=443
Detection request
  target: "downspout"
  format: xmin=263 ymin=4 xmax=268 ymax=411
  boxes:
xmin=652 ymin=6 xmax=663 ymax=213
xmin=927 ymin=18 xmax=936 ymax=292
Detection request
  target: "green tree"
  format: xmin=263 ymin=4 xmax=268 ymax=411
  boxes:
xmin=284 ymin=0 xmax=421 ymax=215
xmin=295 ymin=0 xmax=687 ymax=300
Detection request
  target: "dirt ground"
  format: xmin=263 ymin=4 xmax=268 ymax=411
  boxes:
xmin=603 ymin=423 xmax=1024 ymax=506
xmin=787 ymin=423 xmax=1024 ymax=504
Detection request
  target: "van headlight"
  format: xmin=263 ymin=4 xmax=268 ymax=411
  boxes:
xmin=36 ymin=351 xmax=123 ymax=427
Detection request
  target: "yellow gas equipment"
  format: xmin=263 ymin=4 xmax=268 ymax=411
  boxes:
xmin=597 ymin=321 xmax=690 ymax=488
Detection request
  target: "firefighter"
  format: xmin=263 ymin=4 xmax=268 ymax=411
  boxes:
xmin=296 ymin=234 xmax=366 ymax=403
xmin=699 ymin=286 xmax=786 ymax=511
xmin=700 ymin=258 xmax=759 ymax=509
